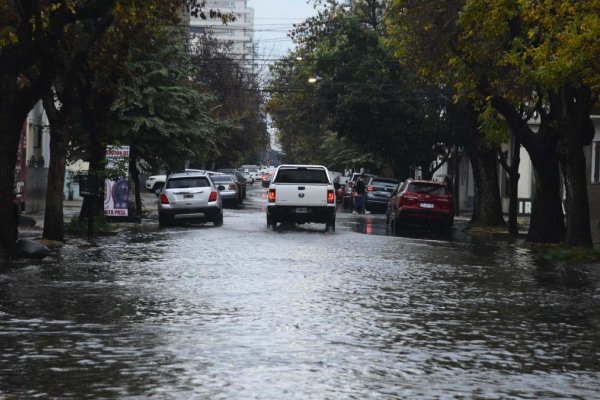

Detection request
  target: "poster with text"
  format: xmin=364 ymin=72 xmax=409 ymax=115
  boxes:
xmin=104 ymin=145 xmax=130 ymax=217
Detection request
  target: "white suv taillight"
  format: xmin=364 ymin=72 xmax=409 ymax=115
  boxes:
xmin=209 ymin=191 xmax=218 ymax=202
xmin=159 ymin=194 xmax=169 ymax=204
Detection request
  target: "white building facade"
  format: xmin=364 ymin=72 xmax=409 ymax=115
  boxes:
xmin=190 ymin=0 xmax=255 ymax=71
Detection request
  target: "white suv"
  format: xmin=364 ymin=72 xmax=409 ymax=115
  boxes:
xmin=157 ymin=172 xmax=223 ymax=227
xmin=145 ymin=175 xmax=166 ymax=192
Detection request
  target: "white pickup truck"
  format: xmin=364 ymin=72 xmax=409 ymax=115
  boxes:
xmin=266 ymin=164 xmax=336 ymax=231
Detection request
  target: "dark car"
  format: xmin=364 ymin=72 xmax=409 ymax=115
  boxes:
xmin=365 ymin=177 xmax=399 ymax=213
xmin=217 ymin=169 xmax=246 ymax=199
xmin=387 ymin=179 xmax=454 ymax=230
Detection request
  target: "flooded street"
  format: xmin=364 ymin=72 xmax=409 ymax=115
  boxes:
xmin=2 ymin=186 xmax=600 ymax=399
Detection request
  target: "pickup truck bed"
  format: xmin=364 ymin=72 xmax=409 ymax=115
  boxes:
xmin=266 ymin=165 xmax=336 ymax=231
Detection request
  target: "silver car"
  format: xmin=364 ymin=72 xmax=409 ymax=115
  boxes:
xmin=210 ymin=174 xmax=241 ymax=205
xmin=157 ymin=172 xmax=223 ymax=227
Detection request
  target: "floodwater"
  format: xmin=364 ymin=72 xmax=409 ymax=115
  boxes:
xmin=1 ymin=186 xmax=600 ymax=399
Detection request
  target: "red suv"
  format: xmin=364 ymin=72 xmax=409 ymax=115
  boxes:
xmin=386 ymin=179 xmax=454 ymax=230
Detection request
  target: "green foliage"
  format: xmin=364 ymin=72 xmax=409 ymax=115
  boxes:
xmin=478 ymin=102 xmax=510 ymax=145
xmin=267 ymin=1 xmax=455 ymax=177
xmin=110 ymin=26 xmax=220 ymax=172
xmin=190 ymin=33 xmax=269 ymax=168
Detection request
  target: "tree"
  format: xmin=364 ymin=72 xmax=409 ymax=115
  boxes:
xmin=388 ymin=0 xmax=600 ymax=246
xmin=190 ymin=33 xmax=269 ymax=168
xmin=110 ymin=26 xmax=220 ymax=217
xmin=267 ymin=0 xmax=453 ymax=179
xmin=0 ymin=0 xmax=116 ymax=258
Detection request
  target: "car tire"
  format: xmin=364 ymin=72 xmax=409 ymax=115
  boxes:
xmin=392 ymin=216 xmax=402 ymax=234
xmin=326 ymin=215 xmax=336 ymax=233
xmin=267 ymin=215 xmax=277 ymax=231
xmin=158 ymin=212 xmax=172 ymax=227
xmin=213 ymin=213 xmax=223 ymax=227
xmin=152 ymin=182 xmax=164 ymax=192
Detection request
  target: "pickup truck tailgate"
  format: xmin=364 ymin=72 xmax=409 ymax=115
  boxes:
xmin=274 ymin=184 xmax=330 ymax=206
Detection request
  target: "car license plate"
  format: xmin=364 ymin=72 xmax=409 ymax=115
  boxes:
xmin=184 ymin=194 xmax=193 ymax=199
xmin=420 ymin=203 xmax=434 ymax=208
xmin=295 ymin=207 xmax=307 ymax=213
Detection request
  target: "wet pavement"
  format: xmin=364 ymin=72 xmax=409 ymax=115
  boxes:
xmin=2 ymin=186 xmax=600 ymax=398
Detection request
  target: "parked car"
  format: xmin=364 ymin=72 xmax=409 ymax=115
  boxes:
xmin=386 ymin=179 xmax=454 ymax=231
xmin=217 ymin=169 xmax=246 ymax=199
xmin=366 ymin=177 xmax=400 ymax=213
xmin=157 ymin=171 xmax=223 ymax=227
xmin=211 ymin=174 xmax=242 ymax=205
xmin=333 ymin=178 xmax=345 ymax=203
xmin=145 ymin=175 xmax=166 ymax=192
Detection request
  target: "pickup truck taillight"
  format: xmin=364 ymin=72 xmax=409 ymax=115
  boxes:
xmin=209 ymin=191 xmax=218 ymax=202
xmin=159 ymin=194 xmax=169 ymax=204
xmin=327 ymin=190 xmax=335 ymax=204
xmin=268 ymin=189 xmax=276 ymax=202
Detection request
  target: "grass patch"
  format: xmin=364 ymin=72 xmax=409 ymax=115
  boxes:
xmin=65 ymin=215 xmax=116 ymax=235
xmin=543 ymin=247 xmax=600 ymax=265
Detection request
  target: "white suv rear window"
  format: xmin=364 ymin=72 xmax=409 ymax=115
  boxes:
xmin=166 ymin=177 xmax=210 ymax=189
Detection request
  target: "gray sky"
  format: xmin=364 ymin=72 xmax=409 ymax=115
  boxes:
xmin=248 ymin=0 xmax=318 ymax=59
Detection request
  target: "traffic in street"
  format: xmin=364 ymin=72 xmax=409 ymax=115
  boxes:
xmin=1 ymin=185 xmax=600 ymax=398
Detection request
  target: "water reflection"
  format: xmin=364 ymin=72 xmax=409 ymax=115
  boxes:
xmin=2 ymin=195 xmax=600 ymax=398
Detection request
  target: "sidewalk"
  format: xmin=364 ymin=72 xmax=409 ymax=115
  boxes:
xmin=21 ymin=199 xmax=83 ymax=229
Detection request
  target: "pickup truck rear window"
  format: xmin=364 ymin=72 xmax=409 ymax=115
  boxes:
xmin=275 ymin=168 xmax=330 ymax=184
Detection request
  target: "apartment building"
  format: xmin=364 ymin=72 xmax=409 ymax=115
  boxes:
xmin=190 ymin=0 xmax=255 ymax=70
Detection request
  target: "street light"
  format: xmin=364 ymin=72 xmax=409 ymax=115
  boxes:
xmin=307 ymin=77 xmax=318 ymax=84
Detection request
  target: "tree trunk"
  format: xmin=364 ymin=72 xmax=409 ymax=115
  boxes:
xmin=0 ymin=120 xmax=22 ymax=259
xmin=526 ymin=148 xmax=566 ymax=243
xmin=79 ymin=138 xmax=107 ymax=221
xmin=129 ymin=148 xmax=142 ymax=219
xmin=554 ymin=86 xmax=595 ymax=248
xmin=463 ymin=105 xmax=505 ymax=228
xmin=467 ymin=141 xmax=506 ymax=228
xmin=561 ymin=142 xmax=592 ymax=247
xmin=42 ymin=118 xmax=70 ymax=241
xmin=508 ymin=137 xmax=521 ymax=236
xmin=491 ymin=96 xmax=565 ymax=243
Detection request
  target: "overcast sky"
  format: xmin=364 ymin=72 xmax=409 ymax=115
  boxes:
xmin=248 ymin=0 xmax=318 ymax=59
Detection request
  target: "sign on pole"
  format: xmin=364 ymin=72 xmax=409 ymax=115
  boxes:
xmin=104 ymin=145 xmax=130 ymax=217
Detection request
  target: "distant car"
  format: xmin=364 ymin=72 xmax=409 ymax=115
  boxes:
xmin=261 ymin=171 xmax=274 ymax=188
xmin=211 ymin=174 xmax=242 ymax=205
xmin=240 ymin=165 xmax=261 ymax=184
xmin=145 ymin=175 xmax=166 ymax=192
xmin=365 ymin=177 xmax=400 ymax=213
xmin=157 ymin=171 xmax=223 ymax=227
xmin=217 ymin=169 xmax=246 ymax=199
xmin=386 ymin=179 xmax=454 ymax=231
